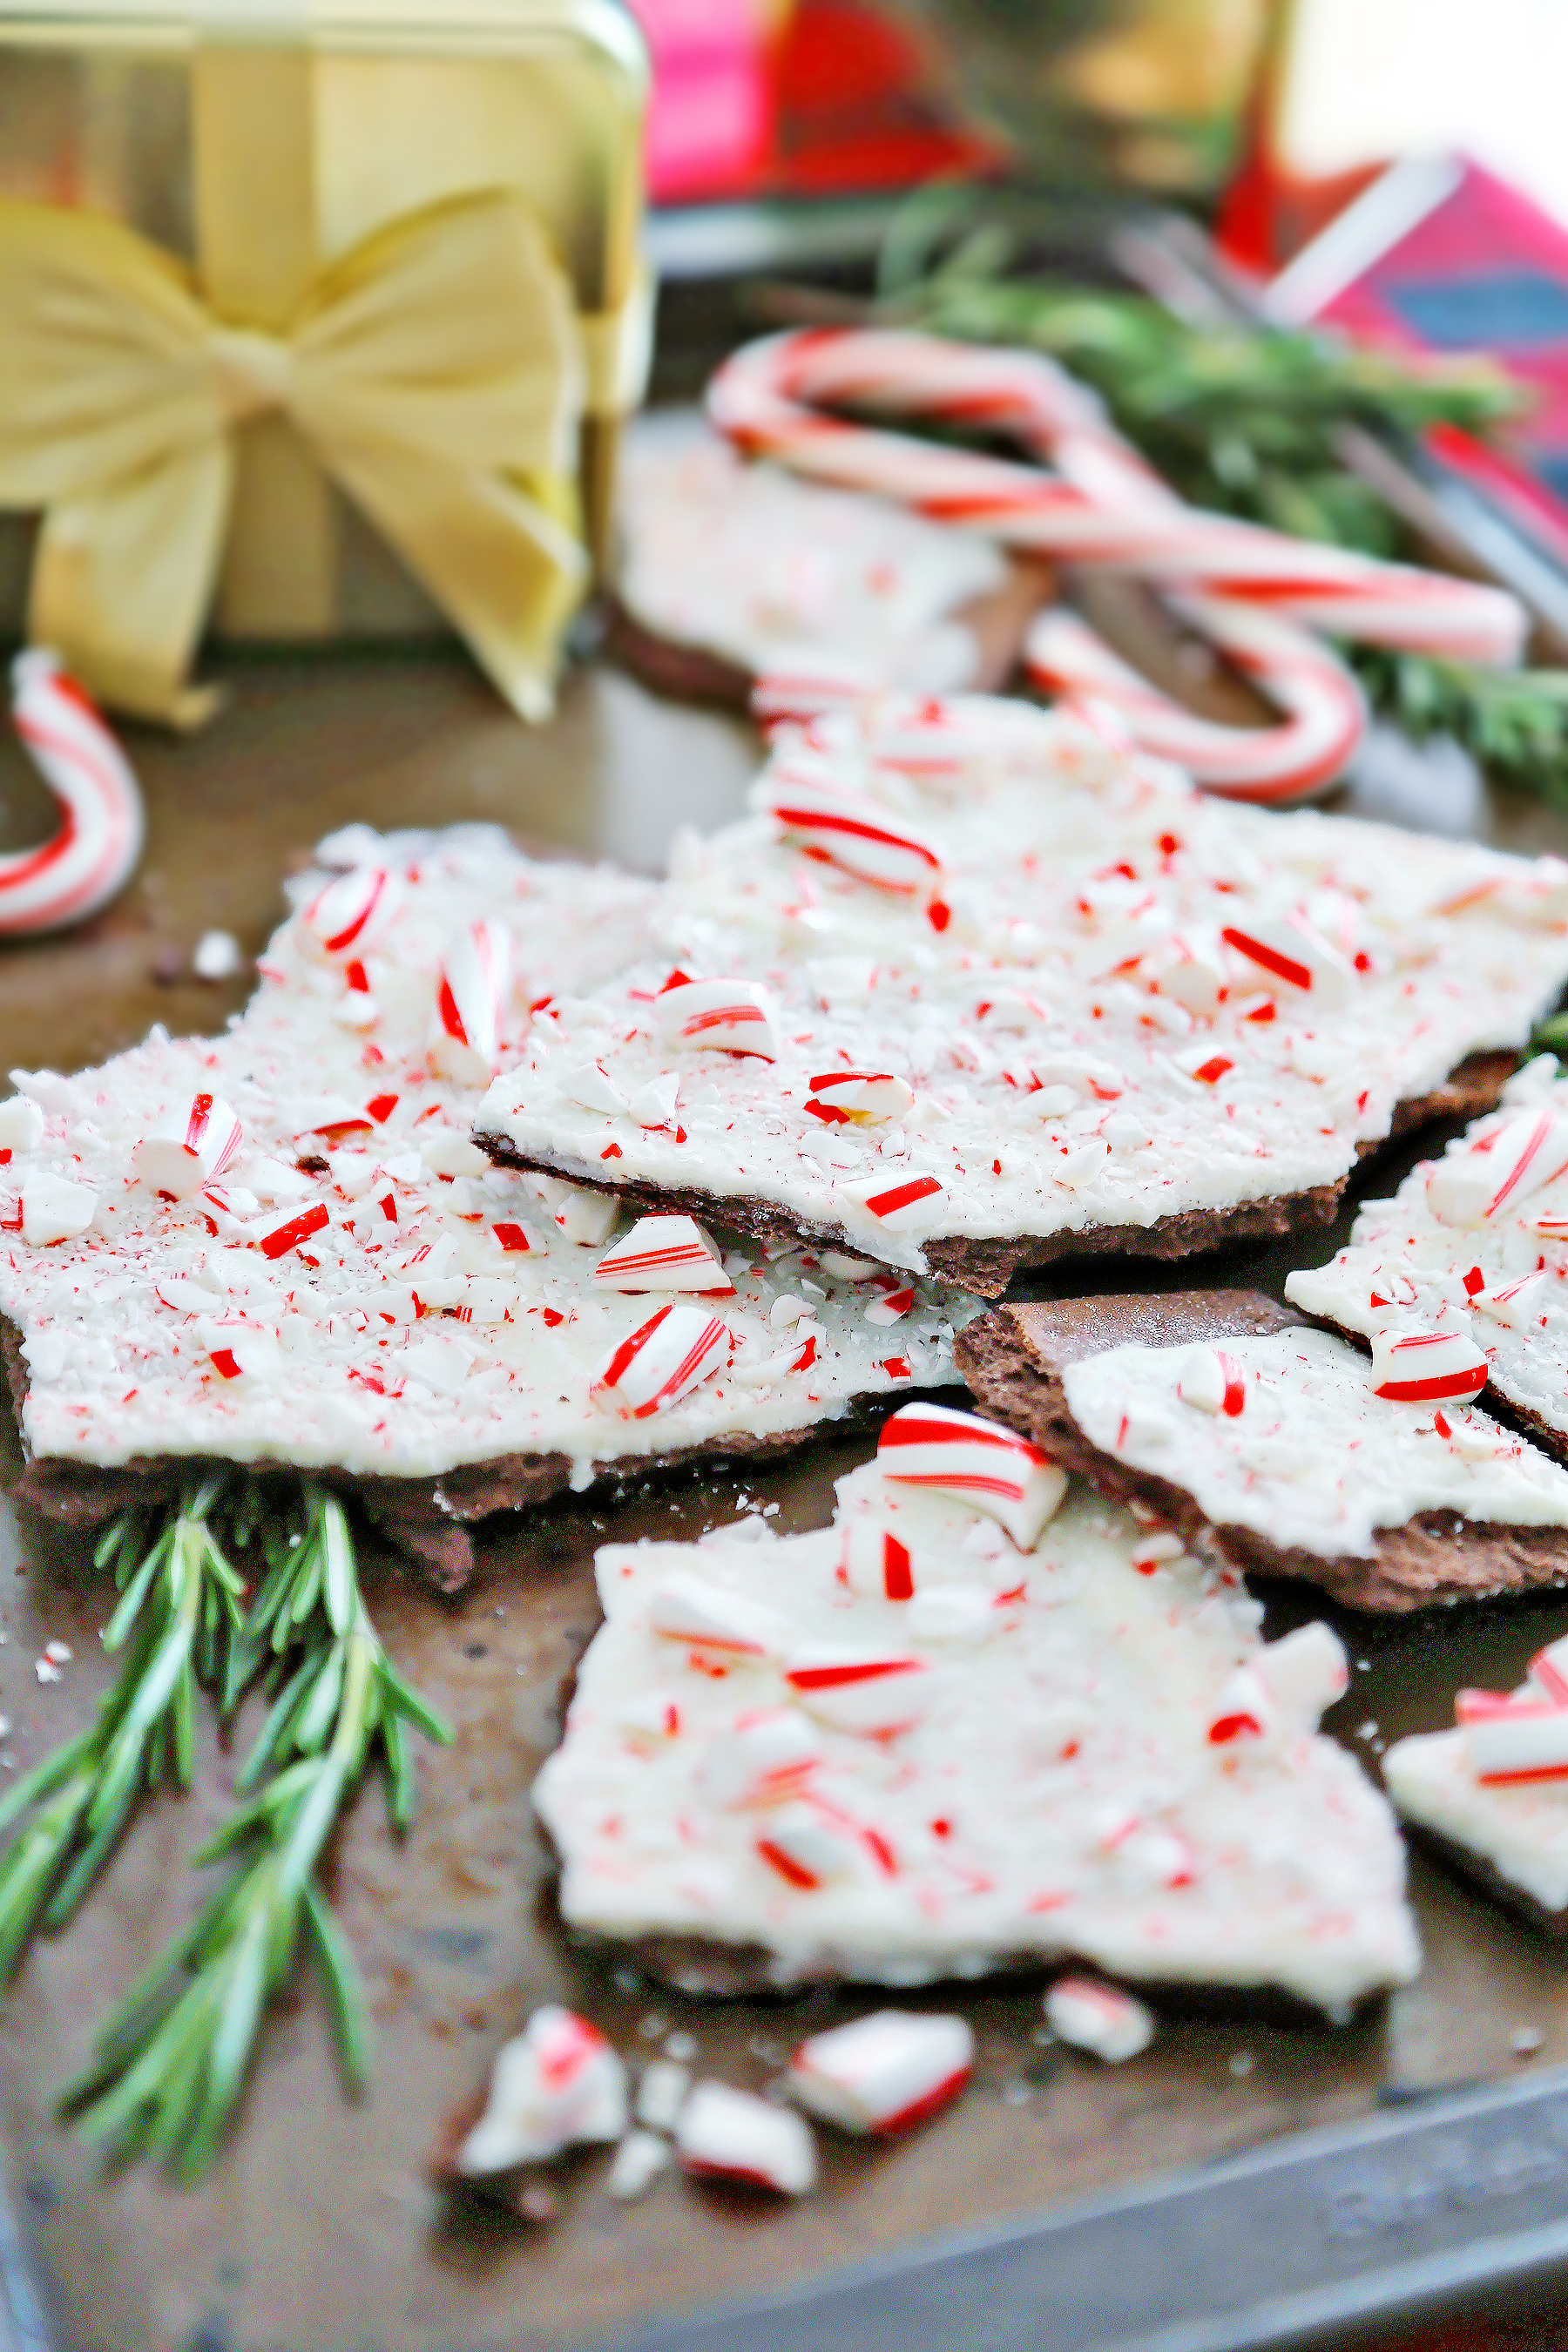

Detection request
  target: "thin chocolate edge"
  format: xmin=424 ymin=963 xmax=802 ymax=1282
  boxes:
xmin=956 ymin=1294 xmax=1568 ymax=1614
xmin=477 ymin=1049 xmax=1520 ymax=1305
xmin=0 ymin=1314 xmax=921 ymax=1596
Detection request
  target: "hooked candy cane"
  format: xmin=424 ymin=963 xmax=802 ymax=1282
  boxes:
xmin=1024 ymin=598 xmax=1366 ymax=805
xmin=876 ymin=1402 xmax=1067 ymax=1549
xmin=712 ymin=329 xmax=1527 ymax=801
xmin=1 ymin=651 xmax=145 ymax=936
xmin=1369 ymin=1325 xmax=1489 ymax=1404
xmin=788 ymin=2011 xmax=974 ymax=2137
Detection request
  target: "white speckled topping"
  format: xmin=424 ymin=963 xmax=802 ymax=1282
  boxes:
xmin=1383 ymin=1727 xmax=1568 ymax=1915
xmin=1287 ymin=1055 xmax=1568 ymax=1448
xmin=533 ymin=1463 xmax=1421 ymax=2010
xmin=1062 ymin=1330 xmax=1568 ymax=1560
xmin=479 ymin=694 xmax=1568 ymax=1275
xmin=0 ymin=826 xmax=978 ymax=1488
xmin=617 ymin=415 xmax=1009 ymax=694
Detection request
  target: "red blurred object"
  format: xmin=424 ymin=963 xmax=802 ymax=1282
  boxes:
xmin=627 ymin=0 xmax=1005 ymax=208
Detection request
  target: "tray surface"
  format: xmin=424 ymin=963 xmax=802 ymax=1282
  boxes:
xmin=3 ymin=652 xmax=1568 ymax=2352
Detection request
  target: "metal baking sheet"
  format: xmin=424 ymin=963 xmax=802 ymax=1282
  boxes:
xmin=4 ymin=654 xmax=1568 ymax=2352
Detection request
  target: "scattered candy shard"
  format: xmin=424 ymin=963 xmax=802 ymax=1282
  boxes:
xmin=456 ymin=2006 xmax=627 ymax=2173
xmin=788 ymin=2010 xmax=974 ymax=2135
xmin=605 ymin=2127 xmax=671 ymax=2201
xmin=476 ymin=693 xmax=1568 ymax=1293
xmin=1384 ymin=1646 xmax=1568 ymax=1923
xmin=875 ymin=1402 xmax=1066 ymax=1550
xmin=534 ymin=1463 xmax=1419 ymax=2008
xmin=674 ymin=2081 xmax=816 ymax=2195
xmin=1044 ymin=1977 xmax=1155 ymax=2064
xmin=592 ymin=1216 xmax=733 ymax=1294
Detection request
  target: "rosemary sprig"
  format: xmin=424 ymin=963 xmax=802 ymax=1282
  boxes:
xmin=61 ymin=1487 xmax=451 ymax=2179
xmin=1350 ymin=649 xmax=1568 ymax=813
xmin=0 ymin=1472 xmax=246 ymax=1980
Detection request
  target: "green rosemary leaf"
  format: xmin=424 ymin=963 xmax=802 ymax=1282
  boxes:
xmin=379 ymin=1662 xmax=454 ymax=1749
xmin=0 ymin=1727 xmax=99 ymax=1843
xmin=303 ymin=1880 xmax=370 ymax=2092
xmin=235 ymin=1650 xmax=321 ymax=1794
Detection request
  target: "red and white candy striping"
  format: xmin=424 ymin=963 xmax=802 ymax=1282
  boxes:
xmin=132 ymin=1094 xmax=244 ymax=1201
xmin=876 ymin=1402 xmax=1066 ymax=1549
xmin=761 ymin=772 xmax=944 ymax=892
xmin=536 ymin=1460 xmax=1417 ymax=2005
xmin=1426 ymin=1110 xmax=1568 ymax=1229
xmin=1044 ymin=1977 xmax=1155 ymax=2065
xmin=432 ymin=919 xmax=512 ymax=1088
xmin=708 ymin=327 xmax=1524 ymax=796
xmin=1 ymin=652 xmax=145 ymax=936
xmin=455 ymin=2005 xmax=628 ymax=2174
xmin=656 ymin=977 xmax=781 ymax=1060
xmin=592 ymin=1215 xmax=733 ymax=1294
xmin=674 ymin=2083 xmax=816 ymax=2195
xmin=592 ymin=1302 xmax=733 ymax=1419
xmin=1369 ymin=1327 xmax=1489 ymax=1405
xmin=301 ymin=864 xmax=401 ymax=963
xmin=788 ymin=2011 xmax=974 ymax=2135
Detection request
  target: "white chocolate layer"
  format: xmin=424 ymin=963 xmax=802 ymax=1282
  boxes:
xmin=0 ymin=827 xmax=977 ymax=1487
xmin=1383 ymin=1727 xmax=1568 ymax=1916
xmin=534 ymin=1465 xmax=1420 ymax=2011
xmin=1062 ymin=1331 xmax=1568 ymax=1560
xmin=617 ymin=416 xmax=1008 ymax=694
xmin=1287 ymin=1057 xmax=1568 ymax=1448
xmin=480 ymin=695 xmax=1568 ymax=1276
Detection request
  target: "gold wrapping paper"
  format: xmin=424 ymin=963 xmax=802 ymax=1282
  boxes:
xmin=0 ymin=3 xmax=649 ymax=723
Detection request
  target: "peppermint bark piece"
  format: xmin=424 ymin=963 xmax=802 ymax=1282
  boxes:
xmin=1288 ymin=1053 xmax=1568 ymax=1472
xmin=476 ymin=693 xmax=1568 ymax=1298
xmin=608 ymin=414 xmax=1048 ymax=712
xmin=956 ymin=1293 xmax=1568 ymax=1612
xmin=0 ymin=825 xmax=979 ymax=1592
xmin=535 ymin=1410 xmax=1420 ymax=2011
xmin=1383 ymin=1633 xmax=1568 ymax=1936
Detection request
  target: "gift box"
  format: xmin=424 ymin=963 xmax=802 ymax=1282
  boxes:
xmin=0 ymin=0 xmax=651 ymax=723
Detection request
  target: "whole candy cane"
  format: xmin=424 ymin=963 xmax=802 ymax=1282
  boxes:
xmin=1 ymin=651 xmax=145 ymax=935
xmin=713 ymin=329 xmax=1527 ymax=800
xmin=1024 ymin=596 xmax=1367 ymax=803
xmin=710 ymin=331 xmax=1524 ymax=661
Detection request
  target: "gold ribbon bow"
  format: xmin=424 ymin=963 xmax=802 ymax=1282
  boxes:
xmin=0 ymin=190 xmax=604 ymax=726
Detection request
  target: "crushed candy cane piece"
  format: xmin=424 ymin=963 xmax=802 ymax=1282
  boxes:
xmin=648 ymin=1571 xmax=785 ymax=1657
xmin=877 ymin=1402 xmax=1066 ymax=1549
xmin=1427 ymin=1110 xmax=1568 ymax=1229
xmin=606 ymin=2129 xmax=671 ymax=2201
xmin=525 ymin=1176 xmax=620 ymax=1246
xmin=592 ymin=1215 xmax=733 ymax=1294
xmin=1470 ymin=1272 xmax=1551 ymax=1330
xmin=628 ymin=1072 xmax=681 ymax=1128
xmin=456 ymin=2006 xmax=627 ymax=2174
xmin=788 ymin=2011 xmax=973 ymax=2136
xmin=837 ymin=1169 xmax=947 ymax=1237
xmin=133 ymin=1092 xmax=243 ymax=1200
xmin=657 ymin=977 xmax=780 ymax=1059
xmin=700 ymin=1713 xmax=820 ymax=1808
xmin=301 ymin=865 xmax=398 ymax=961
xmin=675 ymin=2081 xmax=816 ymax=2195
xmin=763 ymin=774 xmax=943 ymax=892
xmin=592 ymin=1302 xmax=731 ymax=1418
xmin=1044 ymin=1977 xmax=1155 ymax=2064
xmin=1256 ymin=1622 xmax=1348 ymax=1727
xmin=20 ymin=1172 xmax=96 ymax=1247
xmin=1176 ymin=1346 xmax=1246 ymax=1417
xmin=1370 ymin=1326 xmax=1488 ymax=1406
xmin=562 ymin=1059 xmax=629 ymax=1115
xmin=840 ymin=1518 xmax=916 ymax=1601
xmin=249 ymin=1200 xmax=332 ymax=1260
xmin=1456 ymin=1686 xmax=1568 ymax=1785
xmin=1220 ymin=915 xmax=1352 ymax=1005
xmin=0 ymin=1098 xmax=44 ymax=1156
xmin=634 ymin=2060 xmax=692 ymax=2133
xmin=431 ymin=919 xmax=511 ymax=1088
xmin=193 ymin=929 xmax=243 ymax=982
xmin=806 ymin=1071 xmax=914 ymax=1125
